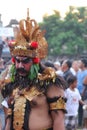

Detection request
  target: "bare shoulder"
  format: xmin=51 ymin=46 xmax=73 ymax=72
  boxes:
xmin=47 ymin=85 xmax=65 ymax=98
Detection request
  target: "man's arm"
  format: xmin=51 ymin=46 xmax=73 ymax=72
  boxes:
xmin=2 ymin=100 xmax=11 ymax=130
xmin=51 ymin=110 xmax=65 ymax=130
xmin=47 ymin=85 xmax=66 ymax=130
xmin=5 ymin=117 xmax=11 ymax=130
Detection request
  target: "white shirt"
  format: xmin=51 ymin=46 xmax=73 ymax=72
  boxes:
xmin=65 ymin=88 xmax=81 ymax=116
xmin=1 ymin=98 xmax=8 ymax=108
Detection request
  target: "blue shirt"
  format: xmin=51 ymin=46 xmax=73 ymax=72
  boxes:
xmin=77 ymin=70 xmax=87 ymax=94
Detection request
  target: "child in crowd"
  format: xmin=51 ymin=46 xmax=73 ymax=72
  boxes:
xmin=65 ymin=75 xmax=85 ymax=130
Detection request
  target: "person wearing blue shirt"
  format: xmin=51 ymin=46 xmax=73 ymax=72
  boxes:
xmin=77 ymin=58 xmax=87 ymax=128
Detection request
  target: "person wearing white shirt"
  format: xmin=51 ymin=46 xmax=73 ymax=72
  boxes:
xmin=65 ymin=75 xmax=85 ymax=130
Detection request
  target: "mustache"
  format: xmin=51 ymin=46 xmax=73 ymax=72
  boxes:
xmin=16 ymin=68 xmax=27 ymax=74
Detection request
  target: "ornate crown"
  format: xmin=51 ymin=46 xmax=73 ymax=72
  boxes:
xmin=9 ymin=8 xmax=48 ymax=59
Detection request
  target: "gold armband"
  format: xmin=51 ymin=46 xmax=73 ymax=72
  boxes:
xmin=49 ymin=97 xmax=66 ymax=112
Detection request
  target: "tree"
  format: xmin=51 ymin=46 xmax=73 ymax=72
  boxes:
xmin=39 ymin=6 xmax=87 ymax=57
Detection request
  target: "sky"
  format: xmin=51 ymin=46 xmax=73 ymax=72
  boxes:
xmin=0 ymin=0 xmax=87 ymax=26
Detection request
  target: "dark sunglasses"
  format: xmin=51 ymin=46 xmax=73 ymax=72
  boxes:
xmin=15 ymin=58 xmax=32 ymax=64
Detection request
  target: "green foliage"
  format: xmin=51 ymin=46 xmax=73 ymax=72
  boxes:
xmin=10 ymin=64 xmax=39 ymax=82
xmin=10 ymin=64 xmax=16 ymax=82
xmin=28 ymin=64 xmax=39 ymax=80
xmin=39 ymin=6 xmax=87 ymax=57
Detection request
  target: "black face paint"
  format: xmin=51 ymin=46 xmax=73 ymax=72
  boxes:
xmin=15 ymin=57 xmax=32 ymax=64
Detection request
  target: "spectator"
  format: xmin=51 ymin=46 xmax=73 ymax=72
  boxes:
xmin=82 ymin=75 xmax=87 ymax=130
xmin=54 ymin=61 xmax=63 ymax=76
xmin=61 ymin=59 xmax=73 ymax=81
xmin=77 ymin=58 xmax=87 ymax=128
xmin=65 ymin=75 xmax=85 ymax=130
xmin=70 ymin=60 xmax=81 ymax=76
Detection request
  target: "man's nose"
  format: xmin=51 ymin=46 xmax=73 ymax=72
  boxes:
xmin=18 ymin=62 xmax=24 ymax=67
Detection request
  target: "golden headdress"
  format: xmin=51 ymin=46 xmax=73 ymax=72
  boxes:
xmin=9 ymin=8 xmax=48 ymax=59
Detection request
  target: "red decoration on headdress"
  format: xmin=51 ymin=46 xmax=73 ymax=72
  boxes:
xmin=8 ymin=40 xmax=16 ymax=47
xmin=30 ymin=42 xmax=38 ymax=49
xmin=33 ymin=57 xmax=40 ymax=64
xmin=11 ymin=57 xmax=15 ymax=64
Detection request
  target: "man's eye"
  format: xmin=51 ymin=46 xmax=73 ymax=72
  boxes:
xmin=22 ymin=59 xmax=30 ymax=63
xmin=15 ymin=58 xmax=32 ymax=64
xmin=16 ymin=59 xmax=21 ymax=63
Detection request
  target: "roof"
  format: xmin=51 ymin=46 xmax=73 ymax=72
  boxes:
xmin=5 ymin=19 xmax=19 ymax=27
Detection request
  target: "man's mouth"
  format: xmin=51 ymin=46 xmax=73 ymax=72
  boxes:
xmin=17 ymin=68 xmax=27 ymax=76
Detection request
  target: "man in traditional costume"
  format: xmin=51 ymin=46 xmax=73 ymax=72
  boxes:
xmin=0 ymin=9 xmax=67 ymax=130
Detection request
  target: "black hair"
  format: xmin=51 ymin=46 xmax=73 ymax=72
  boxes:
xmin=65 ymin=60 xmax=72 ymax=68
xmin=1 ymin=82 xmax=15 ymax=98
xmin=45 ymin=75 xmax=67 ymax=91
xmin=81 ymin=58 xmax=87 ymax=67
xmin=67 ymin=75 xmax=77 ymax=86
xmin=44 ymin=61 xmax=56 ymax=70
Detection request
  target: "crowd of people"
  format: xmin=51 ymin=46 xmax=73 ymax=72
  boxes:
xmin=44 ymin=58 xmax=87 ymax=130
xmin=0 ymin=9 xmax=87 ymax=130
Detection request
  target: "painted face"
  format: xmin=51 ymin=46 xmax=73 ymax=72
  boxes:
xmin=15 ymin=56 xmax=32 ymax=76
